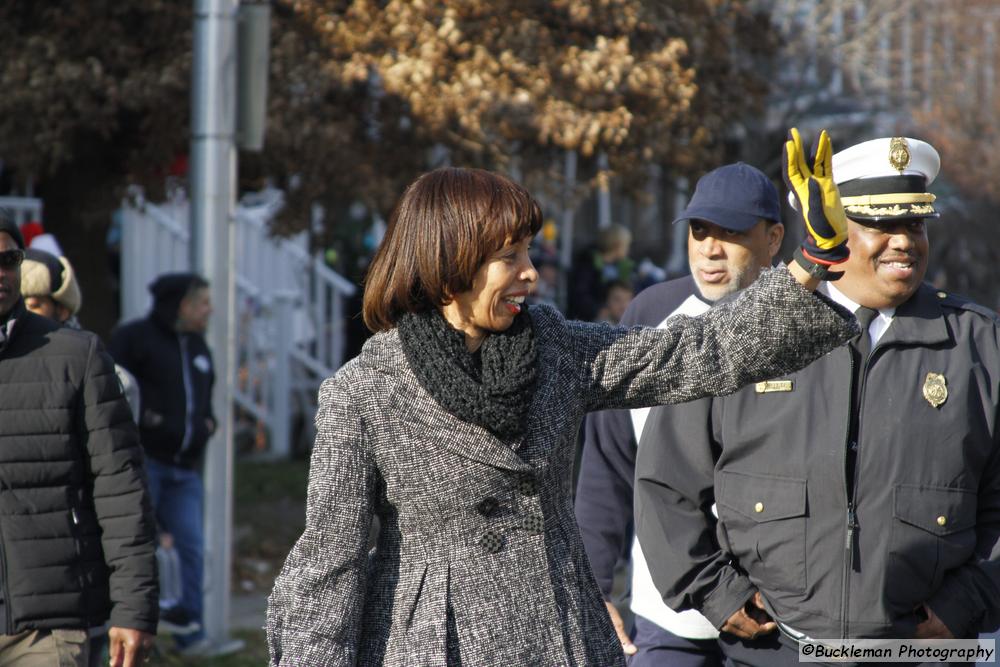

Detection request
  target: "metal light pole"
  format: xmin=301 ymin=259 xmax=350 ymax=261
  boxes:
xmin=190 ymin=0 xmax=239 ymax=651
xmin=559 ymin=149 xmax=578 ymax=312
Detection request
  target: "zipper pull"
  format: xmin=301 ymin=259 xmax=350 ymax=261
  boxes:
xmin=71 ymin=508 xmax=80 ymax=525
xmin=845 ymin=507 xmax=857 ymax=550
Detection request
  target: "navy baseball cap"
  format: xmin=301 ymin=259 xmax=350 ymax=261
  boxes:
xmin=672 ymin=162 xmax=781 ymax=232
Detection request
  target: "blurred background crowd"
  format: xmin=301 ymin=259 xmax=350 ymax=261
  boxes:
xmin=3 ymin=2 xmax=999 ymax=339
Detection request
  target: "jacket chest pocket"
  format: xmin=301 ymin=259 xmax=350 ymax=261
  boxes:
xmin=718 ymin=471 xmax=808 ymax=595
xmin=887 ymin=485 xmax=976 ymax=610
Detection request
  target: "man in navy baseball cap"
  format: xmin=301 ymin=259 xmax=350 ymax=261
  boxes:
xmin=575 ymin=162 xmax=786 ymax=667
xmin=672 ymin=162 xmax=785 ymax=300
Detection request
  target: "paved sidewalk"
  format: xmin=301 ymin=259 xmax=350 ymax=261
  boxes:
xmin=231 ymin=592 xmax=268 ymax=631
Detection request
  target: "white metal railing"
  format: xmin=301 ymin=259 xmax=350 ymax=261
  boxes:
xmin=120 ymin=193 xmax=190 ymax=319
xmin=120 ymin=189 xmax=356 ymax=457
xmin=0 ymin=196 xmax=43 ymax=225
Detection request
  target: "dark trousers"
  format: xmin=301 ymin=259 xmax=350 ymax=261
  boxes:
xmin=718 ymin=631 xmax=802 ymax=667
xmin=718 ymin=631 xmax=972 ymax=667
xmin=629 ymin=615 xmax=724 ymax=667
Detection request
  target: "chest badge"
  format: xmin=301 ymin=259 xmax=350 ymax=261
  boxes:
xmin=922 ymin=372 xmax=947 ymax=409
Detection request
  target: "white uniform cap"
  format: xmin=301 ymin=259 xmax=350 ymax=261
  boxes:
xmin=832 ymin=137 xmax=940 ymax=186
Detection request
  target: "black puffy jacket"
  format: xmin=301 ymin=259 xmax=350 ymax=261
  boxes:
xmin=0 ymin=302 xmax=158 ymax=633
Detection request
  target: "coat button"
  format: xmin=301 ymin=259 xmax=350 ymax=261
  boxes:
xmin=476 ymin=497 xmax=499 ymax=517
xmin=478 ymin=530 xmax=504 ymax=554
xmin=521 ymin=513 xmax=544 ymax=535
xmin=754 ymin=502 xmax=764 ymax=513
xmin=937 ymin=515 xmax=947 ymax=527
xmin=518 ymin=474 xmax=538 ymax=496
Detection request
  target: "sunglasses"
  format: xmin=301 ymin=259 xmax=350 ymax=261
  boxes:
xmin=0 ymin=249 xmax=24 ymax=270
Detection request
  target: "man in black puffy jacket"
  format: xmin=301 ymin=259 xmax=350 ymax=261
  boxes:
xmin=110 ymin=272 xmax=215 ymax=654
xmin=0 ymin=213 xmax=157 ymax=666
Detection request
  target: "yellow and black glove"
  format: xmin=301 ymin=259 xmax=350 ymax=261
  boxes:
xmin=783 ymin=128 xmax=849 ymax=270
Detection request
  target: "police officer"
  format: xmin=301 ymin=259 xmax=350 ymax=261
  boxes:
xmin=635 ymin=136 xmax=1000 ymax=666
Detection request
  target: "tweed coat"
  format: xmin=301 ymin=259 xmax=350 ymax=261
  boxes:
xmin=266 ymin=267 xmax=856 ymax=667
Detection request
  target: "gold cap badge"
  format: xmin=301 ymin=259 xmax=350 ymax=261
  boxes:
xmin=922 ymin=372 xmax=947 ymax=409
xmin=889 ymin=137 xmax=911 ymax=172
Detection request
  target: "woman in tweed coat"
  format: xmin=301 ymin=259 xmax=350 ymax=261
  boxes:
xmin=267 ymin=165 xmax=856 ymax=666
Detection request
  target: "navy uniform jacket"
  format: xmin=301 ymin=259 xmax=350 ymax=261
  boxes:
xmin=635 ymin=283 xmax=1000 ymax=640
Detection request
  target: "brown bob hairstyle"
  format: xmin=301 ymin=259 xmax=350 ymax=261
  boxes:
xmin=363 ymin=167 xmax=543 ymax=332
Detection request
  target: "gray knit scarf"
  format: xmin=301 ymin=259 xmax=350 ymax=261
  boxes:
xmin=397 ymin=308 xmax=538 ymax=441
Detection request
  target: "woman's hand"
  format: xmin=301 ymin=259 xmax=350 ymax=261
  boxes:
xmin=784 ymin=128 xmax=850 ymax=291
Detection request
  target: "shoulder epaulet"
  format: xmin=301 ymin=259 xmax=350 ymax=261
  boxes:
xmin=933 ymin=289 xmax=1000 ymax=324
